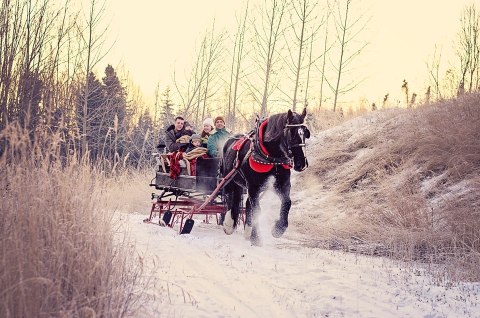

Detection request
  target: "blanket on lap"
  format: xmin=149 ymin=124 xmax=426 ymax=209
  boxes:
xmin=183 ymin=147 xmax=208 ymax=176
xmin=168 ymin=151 xmax=184 ymax=180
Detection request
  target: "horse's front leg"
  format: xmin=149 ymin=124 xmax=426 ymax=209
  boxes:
xmin=272 ymin=172 xmax=292 ymax=238
xmin=246 ymin=187 xmax=262 ymax=246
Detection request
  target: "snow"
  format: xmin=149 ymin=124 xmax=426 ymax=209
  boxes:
xmin=120 ymin=203 xmax=480 ymax=317
xmin=119 ymin=111 xmax=480 ymax=317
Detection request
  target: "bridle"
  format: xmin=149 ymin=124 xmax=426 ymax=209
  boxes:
xmin=284 ymin=123 xmax=309 ymax=168
xmin=284 ymin=123 xmax=308 ymax=149
xmin=250 ymin=116 xmax=310 ymax=169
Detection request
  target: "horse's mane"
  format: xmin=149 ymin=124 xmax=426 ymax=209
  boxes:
xmin=263 ymin=113 xmax=288 ymax=143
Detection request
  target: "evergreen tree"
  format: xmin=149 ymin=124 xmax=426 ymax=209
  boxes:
xmin=127 ymin=111 xmax=156 ymax=168
xmin=160 ymin=87 xmax=175 ymax=129
xmin=102 ymin=64 xmax=127 ymax=159
xmin=103 ymin=64 xmax=127 ymax=125
xmin=76 ymin=72 xmax=105 ymax=161
xmin=17 ymin=71 xmax=43 ymax=131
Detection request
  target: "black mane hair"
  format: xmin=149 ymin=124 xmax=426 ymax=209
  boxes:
xmin=263 ymin=113 xmax=287 ymax=143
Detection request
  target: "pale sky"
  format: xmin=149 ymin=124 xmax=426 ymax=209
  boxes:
xmin=106 ymin=0 xmax=242 ymax=98
xmin=103 ymin=0 xmax=474 ymax=108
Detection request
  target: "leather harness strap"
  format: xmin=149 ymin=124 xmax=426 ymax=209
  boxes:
xmin=249 ymin=118 xmax=292 ymax=172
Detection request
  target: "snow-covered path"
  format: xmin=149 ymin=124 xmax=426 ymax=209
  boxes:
xmin=121 ymin=212 xmax=480 ymax=318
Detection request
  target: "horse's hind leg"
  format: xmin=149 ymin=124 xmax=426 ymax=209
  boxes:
xmin=223 ymin=184 xmax=242 ymax=235
xmin=272 ymin=173 xmax=292 ymax=238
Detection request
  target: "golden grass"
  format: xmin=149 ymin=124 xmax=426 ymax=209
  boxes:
xmin=103 ymin=169 xmax=154 ymax=214
xmin=294 ymin=93 xmax=480 ymax=281
xmin=0 ymin=123 xmax=146 ymax=317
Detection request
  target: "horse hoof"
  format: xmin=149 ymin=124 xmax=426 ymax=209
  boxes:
xmin=244 ymin=225 xmax=252 ymax=240
xmin=223 ymin=225 xmax=234 ymax=235
xmin=250 ymin=236 xmax=263 ymax=247
xmin=272 ymin=222 xmax=287 ymax=238
xmin=223 ymin=210 xmax=235 ymax=235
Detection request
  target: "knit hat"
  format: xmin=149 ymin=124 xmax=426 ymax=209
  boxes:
xmin=214 ymin=116 xmax=225 ymax=123
xmin=203 ymin=118 xmax=214 ymax=127
xmin=190 ymin=134 xmax=202 ymax=142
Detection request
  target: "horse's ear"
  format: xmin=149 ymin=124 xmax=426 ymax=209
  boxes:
xmin=287 ymin=109 xmax=294 ymax=123
xmin=301 ymin=107 xmax=307 ymax=119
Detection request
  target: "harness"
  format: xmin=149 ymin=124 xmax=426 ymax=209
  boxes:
xmin=249 ymin=119 xmax=292 ymax=173
xmin=230 ymin=117 xmax=308 ymax=173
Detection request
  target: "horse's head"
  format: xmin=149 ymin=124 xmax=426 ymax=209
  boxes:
xmin=285 ymin=108 xmax=310 ymax=172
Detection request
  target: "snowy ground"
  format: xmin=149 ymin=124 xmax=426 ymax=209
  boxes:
xmin=120 ymin=194 xmax=480 ymax=318
xmin=120 ymin=112 xmax=480 ymax=317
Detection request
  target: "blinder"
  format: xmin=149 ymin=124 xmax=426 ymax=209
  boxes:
xmin=304 ymin=127 xmax=311 ymax=139
xmin=283 ymin=123 xmax=309 ymax=170
xmin=284 ymin=123 xmax=310 ymax=152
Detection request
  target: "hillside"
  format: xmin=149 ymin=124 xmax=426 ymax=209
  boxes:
xmin=290 ymin=94 xmax=480 ymax=280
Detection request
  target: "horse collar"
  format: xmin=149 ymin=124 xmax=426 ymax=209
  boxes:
xmin=250 ymin=118 xmax=292 ymax=173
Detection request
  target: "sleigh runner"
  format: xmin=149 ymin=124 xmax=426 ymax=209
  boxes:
xmin=144 ymin=155 xmax=246 ymax=234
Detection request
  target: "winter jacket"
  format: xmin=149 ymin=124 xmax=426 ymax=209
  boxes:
xmin=207 ymin=128 xmax=231 ymax=157
xmin=165 ymin=125 xmax=191 ymax=152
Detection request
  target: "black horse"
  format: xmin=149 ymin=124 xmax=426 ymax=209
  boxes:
xmin=221 ymin=108 xmax=310 ymax=246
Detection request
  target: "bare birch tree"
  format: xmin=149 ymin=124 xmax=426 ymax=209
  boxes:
xmin=285 ymin=0 xmax=323 ymax=111
xmin=174 ymin=25 xmax=225 ymax=125
xmin=330 ymin=0 xmax=368 ymax=112
xmin=456 ymin=3 xmax=480 ymax=95
xmin=227 ymin=2 xmax=249 ymax=131
xmin=79 ymin=0 xmax=110 ymax=156
xmin=250 ymin=0 xmax=287 ymax=117
xmin=317 ymin=1 xmax=333 ymax=109
xmin=426 ymin=45 xmax=443 ymax=100
xmin=0 ymin=0 xmax=78 ymax=130
xmin=199 ymin=26 xmax=225 ymax=125
xmin=42 ymin=0 xmax=79 ymax=122
xmin=0 ymin=0 xmax=26 ymax=129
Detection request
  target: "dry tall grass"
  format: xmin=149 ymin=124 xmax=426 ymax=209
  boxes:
xmin=0 ymin=123 xmax=145 ymax=317
xmin=103 ymin=169 xmax=154 ymax=214
xmin=293 ymin=93 xmax=480 ymax=281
